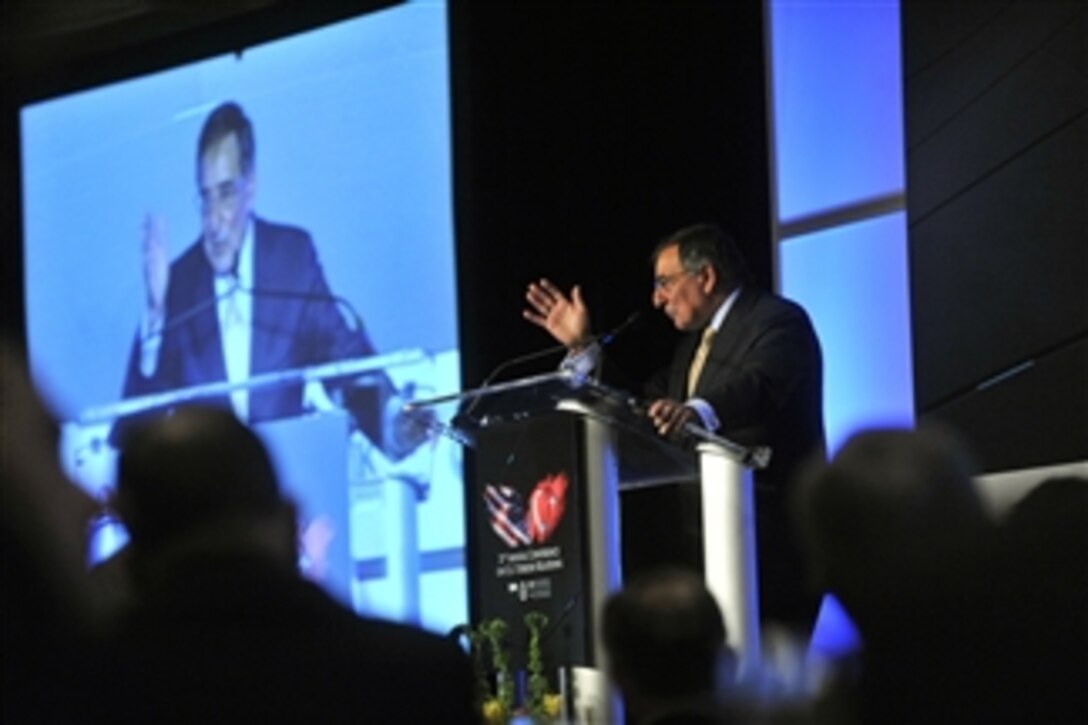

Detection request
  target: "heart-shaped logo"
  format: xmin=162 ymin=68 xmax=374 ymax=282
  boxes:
xmin=527 ymin=472 xmax=569 ymax=544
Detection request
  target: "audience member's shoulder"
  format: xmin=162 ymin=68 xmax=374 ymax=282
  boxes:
xmin=353 ymin=612 xmax=469 ymax=662
xmin=1007 ymin=475 xmax=1088 ymax=526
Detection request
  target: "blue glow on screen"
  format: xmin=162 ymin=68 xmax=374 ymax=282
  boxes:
xmin=780 ymin=212 xmax=914 ymax=454
xmin=23 ymin=3 xmax=457 ymax=414
xmin=20 ymin=0 xmax=465 ymax=635
xmin=770 ymin=0 xmax=906 ymax=222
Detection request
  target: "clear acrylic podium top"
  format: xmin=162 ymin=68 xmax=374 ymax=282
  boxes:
xmin=407 ymin=368 xmax=769 ymax=489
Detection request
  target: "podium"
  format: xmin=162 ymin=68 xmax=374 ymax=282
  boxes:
xmin=410 ymin=369 xmax=768 ymax=718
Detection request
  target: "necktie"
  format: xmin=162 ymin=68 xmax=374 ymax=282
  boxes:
xmin=686 ymin=326 xmax=716 ymax=398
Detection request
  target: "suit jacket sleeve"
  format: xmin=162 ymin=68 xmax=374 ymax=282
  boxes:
xmin=700 ymin=303 xmax=821 ymax=441
xmin=643 ymin=291 xmax=823 ymax=452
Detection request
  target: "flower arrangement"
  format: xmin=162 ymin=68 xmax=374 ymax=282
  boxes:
xmin=523 ymin=612 xmax=562 ymax=721
xmin=457 ymin=612 xmax=562 ymax=724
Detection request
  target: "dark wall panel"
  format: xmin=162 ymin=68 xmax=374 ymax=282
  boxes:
xmin=911 ymin=114 xmax=1086 ymax=405
xmin=905 ymin=1 xmax=1080 ymax=144
xmin=932 ymin=339 xmax=1087 ymax=472
xmin=904 ymin=0 xmax=1087 ymax=471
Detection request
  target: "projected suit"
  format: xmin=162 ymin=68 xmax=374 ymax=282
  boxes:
xmin=120 ymin=216 xmax=377 ymax=425
xmin=116 ymin=102 xmax=403 ymax=449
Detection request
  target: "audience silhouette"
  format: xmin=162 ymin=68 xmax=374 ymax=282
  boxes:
xmin=5 ymin=339 xmax=1084 ymax=725
xmin=792 ymin=427 xmax=1086 ymax=724
xmin=1 ymin=342 xmax=103 ymax=723
xmin=602 ymin=567 xmax=737 ymax=724
xmin=995 ymin=474 xmax=1088 ymax=723
xmin=96 ymin=405 xmax=478 ymax=723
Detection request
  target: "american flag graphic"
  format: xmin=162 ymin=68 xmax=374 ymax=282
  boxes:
xmin=484 ymin=484 xmax=532 ymax=548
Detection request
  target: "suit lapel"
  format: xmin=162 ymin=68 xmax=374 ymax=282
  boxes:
xmin=249 ymin=218 xmax=271 ymax=375
xmin=671 ymin=333 xmax=700 ymax=399
xmin=690 ymin=287 xmax=758 ymax=397
xmin=188 ymin=258 xmax=227 ymax=383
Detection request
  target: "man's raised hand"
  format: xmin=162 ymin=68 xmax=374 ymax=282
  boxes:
xmin=523 ymin=278 xmax=592 ymax=350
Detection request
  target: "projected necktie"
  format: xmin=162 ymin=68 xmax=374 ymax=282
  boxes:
xmin=686 ymin=326 xmax=716 ymax=398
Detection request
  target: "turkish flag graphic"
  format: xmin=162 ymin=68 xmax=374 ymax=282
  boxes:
xmin=527 ymin=472 xmax=569 ymax=544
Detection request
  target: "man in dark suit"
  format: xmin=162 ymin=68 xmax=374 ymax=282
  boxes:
xmin=524 ymin=223 xmax=825 ymax=627
xmin=118 ymin=101 xmax=398 ymax=448
xmin=97 ymin=405 xmax=478 ymax=724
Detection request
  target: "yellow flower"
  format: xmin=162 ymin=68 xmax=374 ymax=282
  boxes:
xmin=542 ymin=693 xmax=562 ymax=719
xmin=482 ymin=698 xmax=507 ymax=725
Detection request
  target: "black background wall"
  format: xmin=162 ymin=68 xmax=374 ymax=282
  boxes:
xmin=449 ymin=1 xmax=771 ymax=387
xmin=902 ymin=0 xmax=1087 ymax=472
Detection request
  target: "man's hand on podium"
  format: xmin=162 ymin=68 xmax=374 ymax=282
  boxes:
xmin=647 ymin=398 xmax=699 ymax=439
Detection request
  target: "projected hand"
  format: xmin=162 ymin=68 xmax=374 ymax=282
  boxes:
xmin=142 ymin=213 xmax=170 ymax=327
xmin=299 ymin=515 xmax=335 ymax=582
xmin=524 ymin=278 xmax=592 ymax=350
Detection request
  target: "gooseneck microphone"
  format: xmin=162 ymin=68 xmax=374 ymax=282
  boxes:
xmin=458 ymin=309 xmax=647 ymax=424
xmin=139 ymin=278 xmax=241 ymax=343
xmin=596 ymin=309 xmax=644 ymax=346
xmin=454 ymin=344 xmax=568 ymax=427
xmin=559 ymin=309 xmax=644 ymax=380
xmin=243 ymin=284 xmax=367 ymax=333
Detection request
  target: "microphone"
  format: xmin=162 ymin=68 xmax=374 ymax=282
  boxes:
xmin=597 ymin=309 xmax=644 ymax=345
xmin=459 ymin=310 xmax=647 ymax=424
xmin=560 ymin=309 xmax=645 ymax=381
xmin=454 ymin=344 xmax=568 ymax=427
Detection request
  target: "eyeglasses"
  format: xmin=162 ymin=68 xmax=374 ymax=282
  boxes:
xmin=653 ymin=270 xmax=695 ymax=292
xmin=196 ymin=177 xmax=247 ymax=214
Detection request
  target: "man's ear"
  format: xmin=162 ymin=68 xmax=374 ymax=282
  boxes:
xmin=700 ymin=264 xmax=719 ymax=295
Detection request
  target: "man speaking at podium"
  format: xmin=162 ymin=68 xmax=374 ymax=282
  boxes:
xmin=524 ymin=223 xmax=826 ymax=628
xmin=118 ymin=102 xmax=403 ymax=453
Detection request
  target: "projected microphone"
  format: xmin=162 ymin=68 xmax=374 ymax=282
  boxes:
xmin=242 ymin=285 xmax=367 ymax=334
xmin=140 ymin=280 xmax=365 ymax=346
xmin=140 ymin=277 xmax=241 ymax=342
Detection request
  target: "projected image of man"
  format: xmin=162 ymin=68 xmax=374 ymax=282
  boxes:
xmin=120 ymin=101 xmax=391 ymax=446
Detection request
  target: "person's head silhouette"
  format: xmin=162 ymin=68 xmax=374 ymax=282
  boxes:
xmin=114 ymin=405 xmax=295 ymax=565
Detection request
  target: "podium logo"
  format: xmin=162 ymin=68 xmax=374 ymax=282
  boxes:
xmin=484 ymin=473 xmax=570 ymax=548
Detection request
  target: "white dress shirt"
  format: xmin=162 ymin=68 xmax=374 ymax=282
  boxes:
xmin=139 ymin=220 xmax=255 ymax=420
